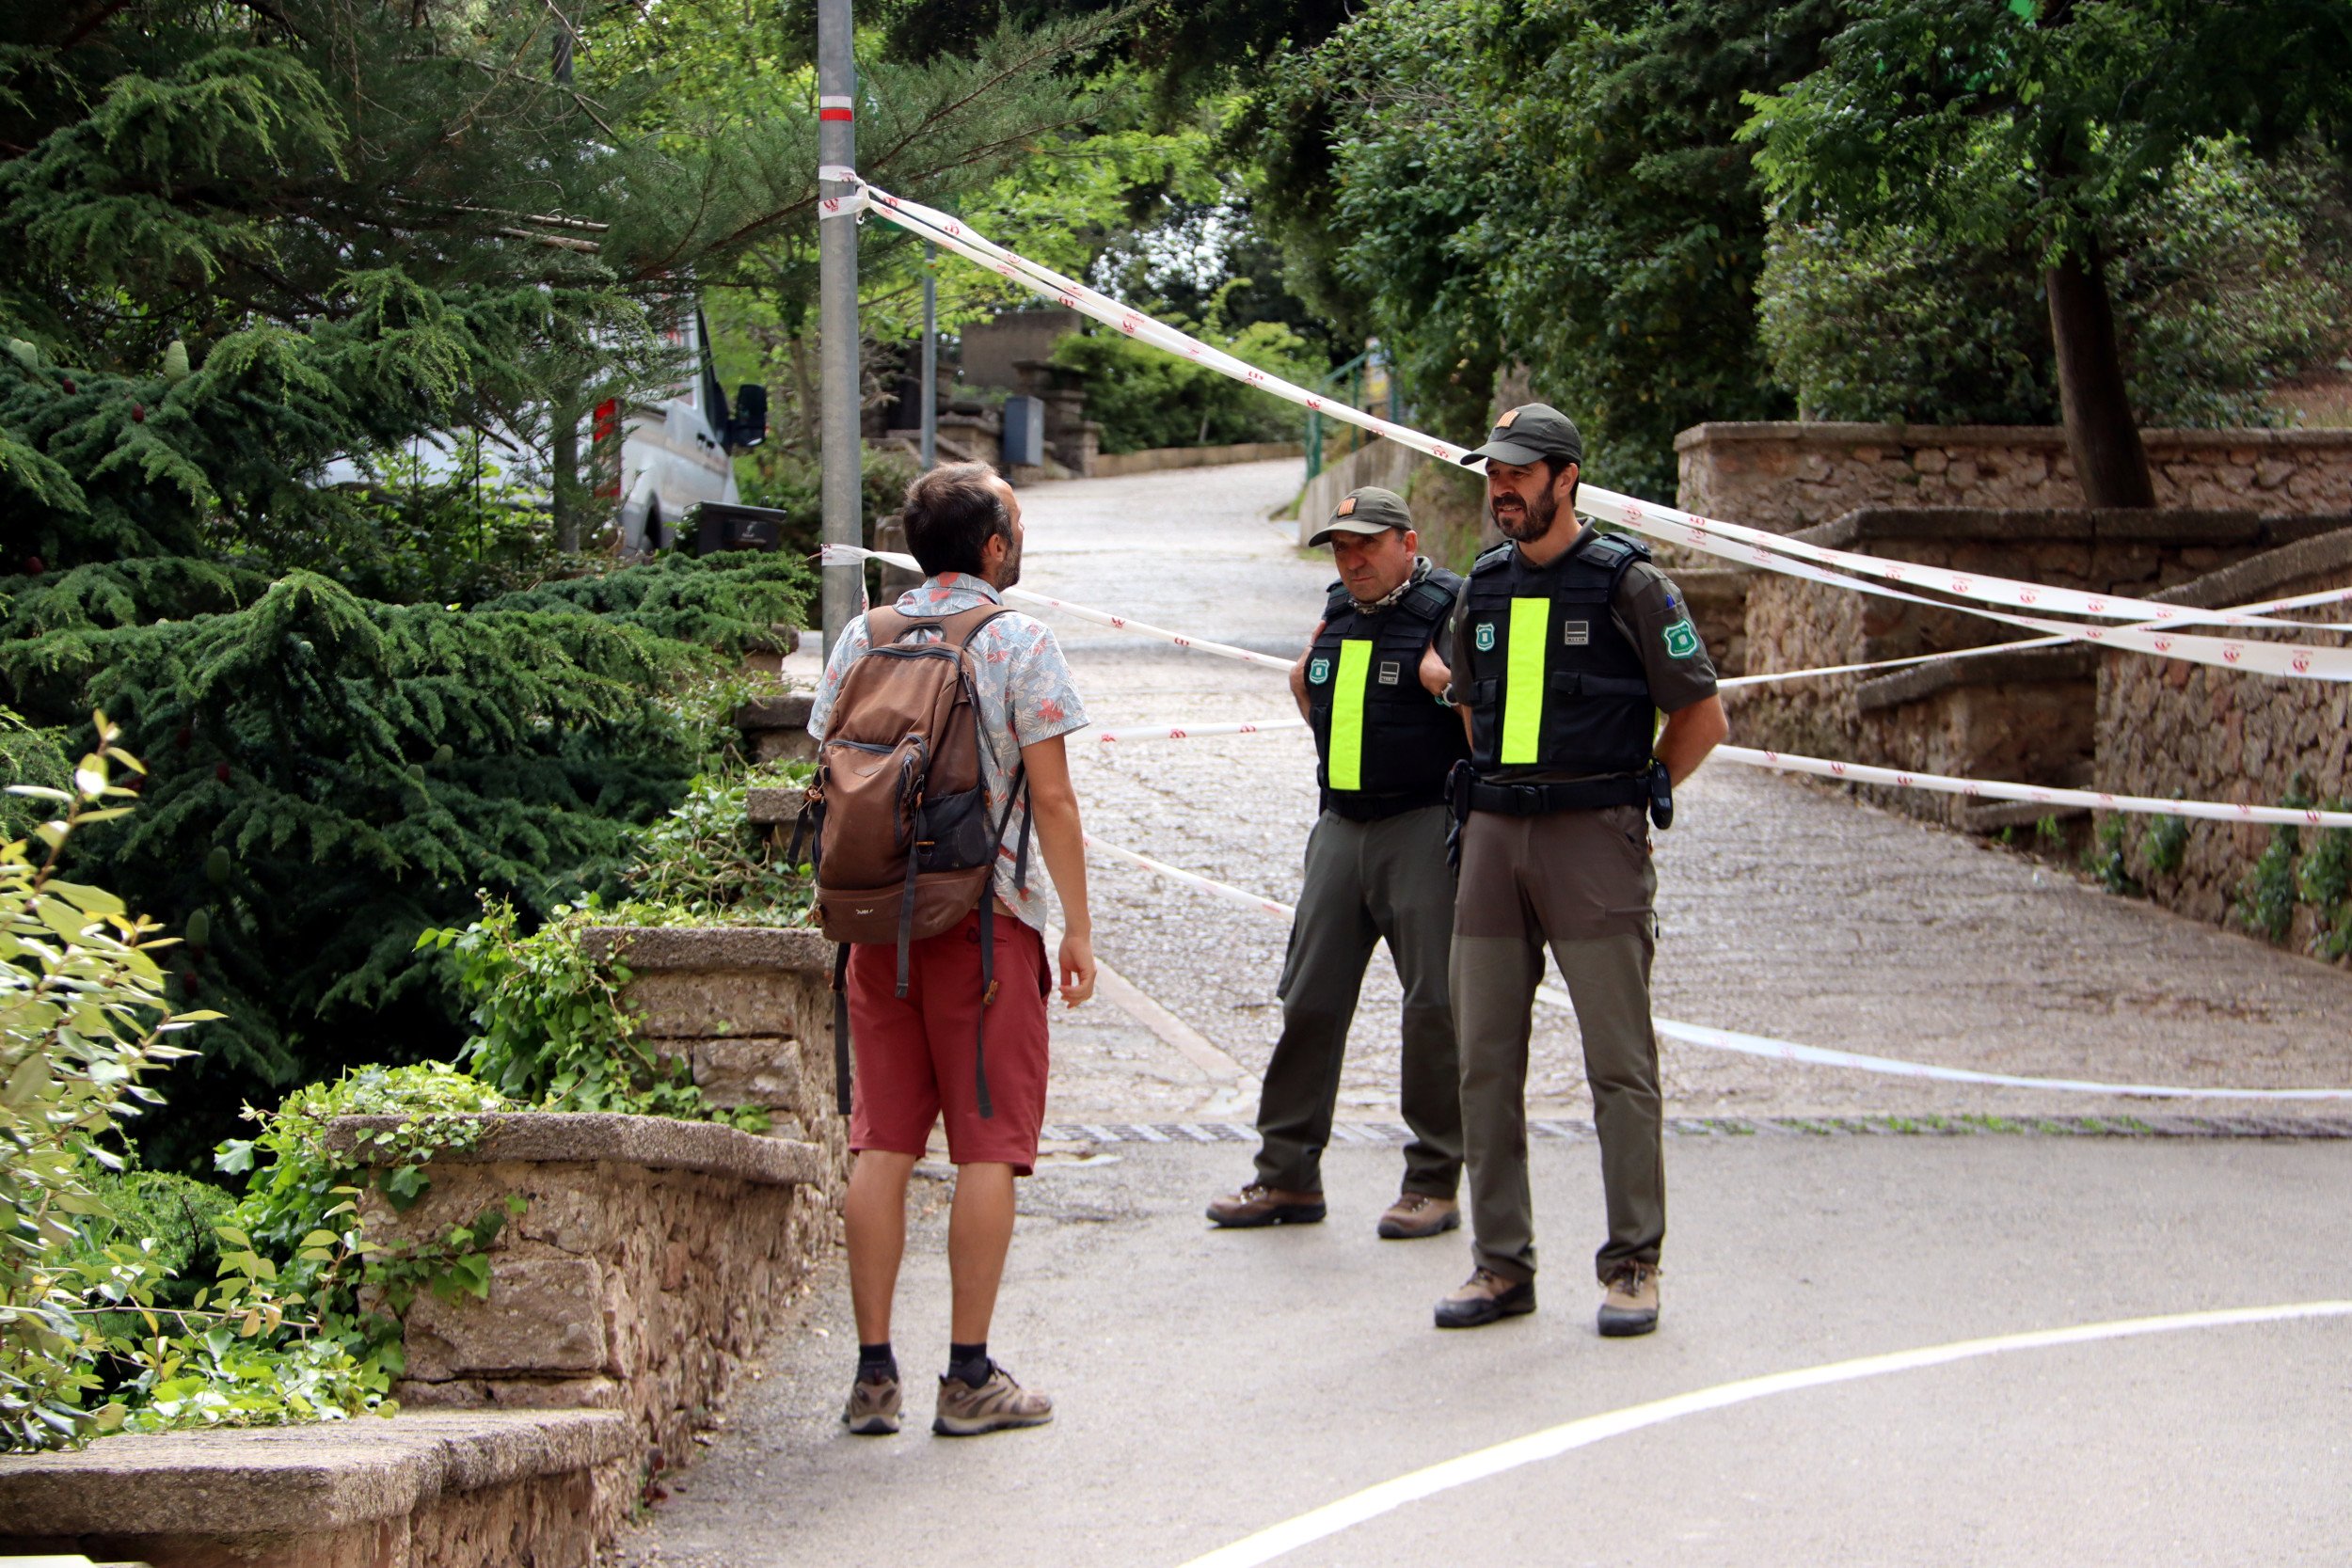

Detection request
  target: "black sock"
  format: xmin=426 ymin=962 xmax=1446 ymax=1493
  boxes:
xmin=946 ymin=1341 xmax=991 ymax=1387
xmin=857 ymin=1342 xmax=897 ymax=1383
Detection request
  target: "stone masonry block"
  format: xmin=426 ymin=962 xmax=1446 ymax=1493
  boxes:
xmin=624 ymin=968 xmax=804 ymax=1037
xmin=405 ymin=1258 xmax=607 ymax=1380
xmin=689 ymin=1037 xmax=803 ymax=1108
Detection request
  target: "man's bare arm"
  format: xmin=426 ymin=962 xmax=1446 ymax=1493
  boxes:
xmin=1020 ymin=733 xmax=1095 ymax=1006
xmin=1655 ymin=694 xmax=1728 ymax=785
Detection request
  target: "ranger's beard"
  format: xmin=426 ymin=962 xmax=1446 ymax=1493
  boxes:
xmin=1489 ymin=483 xmax=1560 ymax=543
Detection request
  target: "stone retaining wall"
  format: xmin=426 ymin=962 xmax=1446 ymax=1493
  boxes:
xmin=0 ymin=1410 xmax=635 ymax=1568
xmin=2094 ymin=531 xmax=2352 ymax=947
xmin=1677 ymin=422 xmax=2352 ymax=536
xmin=335 ymin=1111 xmax=828 ymax=1481
xmin=1731 ymin=509 xmax=2349 ymax=832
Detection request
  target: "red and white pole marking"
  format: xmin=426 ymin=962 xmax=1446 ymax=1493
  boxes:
xmin=838 ymin=176 xmax=2352 ymax=678
xmin=1081 ymin=832 xmax=2352 ymax=1101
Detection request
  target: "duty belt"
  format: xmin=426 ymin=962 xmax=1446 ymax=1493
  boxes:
xmin=1460 ymin=774 xmax=1648 ymax=816
xmin=1324 ymin=788 xmax=1446 ymax=823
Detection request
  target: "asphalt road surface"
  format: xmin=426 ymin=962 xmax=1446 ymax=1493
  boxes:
xmin=678 ymin=458 xmax=2352 ymax=1565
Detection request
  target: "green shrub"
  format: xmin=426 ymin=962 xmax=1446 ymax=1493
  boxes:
xmin=622 ymin=763 xmax=816 ymax=924
xmin=2139 ymin=814 xmax=2189 ymax=877
xmin=0 ymin=717 xmax=205 ymax=1449
xmin=2086 ymin=814 xmax=2142 ymax=896
xmin=2 ymin=554 xmax=805 ymax=1169
xmin=423 ymin=900 xmax=762 ymax=1130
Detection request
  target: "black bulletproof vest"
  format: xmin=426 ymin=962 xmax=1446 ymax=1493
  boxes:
xmin=1459 ymin=531 xmax=1657 ymax=777
xmin=1303 ymin=566 xmax=1469 ymax=816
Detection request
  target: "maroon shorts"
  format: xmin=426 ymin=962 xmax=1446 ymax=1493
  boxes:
xmin=846 ymin=909 xmax=1053 ymax=1174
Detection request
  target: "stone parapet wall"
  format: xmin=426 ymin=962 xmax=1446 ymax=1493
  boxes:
xmin=0 ymin=1410 xmax=635 ymax=1568
xmin=1088 ymin=439 xmax=1303 ymax=480
xmin=2094 ymin=531 xmax=2352 ymax=944
xmin=334 ymin=1112 xmax=827 ymax=1478
xmin=1677 ymin=422 xmax=2352 ymax=536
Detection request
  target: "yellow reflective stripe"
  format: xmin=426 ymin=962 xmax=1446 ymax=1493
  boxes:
xmin=1328 ymin=640 xmax=1374 ymax=790
xmin=1501 ymin=597 xmax=1549 ymax=764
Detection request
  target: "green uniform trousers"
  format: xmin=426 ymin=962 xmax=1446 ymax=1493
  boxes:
xmin=1253 ymin=804 xmax=1464 ymax=1197
xmin=1451 ymin=803 xmax=1663 ymax=1285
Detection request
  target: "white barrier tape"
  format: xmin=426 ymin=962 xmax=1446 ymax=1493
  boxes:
xmin=846 ymin=182 xmax=2352 ymax=680
xmin=1091 ymin=717 xmax=2352 ymax=830
xmin=818 ymin=164 xmax=860 ymax=183
xmin=1720 ymin=744 xmax=2352 ymax=830
xmin=818 ymin=543 xmax=1296 ymax=668
xmin=1097 ymin=718 xmax=1308 ymax=744
xmin=1083 ymin=832 xmax=2352 ymax=1101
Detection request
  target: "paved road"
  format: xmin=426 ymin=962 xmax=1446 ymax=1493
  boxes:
xmin=670 ymin=458 xmax=2352 ymax=1564
xmin=1017 ymin=459 xmax=2352 ymax=1124
xmin=621 ymin=1137 xmax=2352 ymax=1566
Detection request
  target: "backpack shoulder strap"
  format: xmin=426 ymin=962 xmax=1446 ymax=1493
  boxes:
xmin=935 ymin=602 xmax=1017 ymax=652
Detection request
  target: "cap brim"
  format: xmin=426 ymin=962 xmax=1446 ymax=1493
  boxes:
xmin=1458 ymin=436 xmax=1555 ymax=467
xmin=1305 ymin=518 xmax=1400 ymax=547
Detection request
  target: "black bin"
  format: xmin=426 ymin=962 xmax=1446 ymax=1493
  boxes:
xmin=690 ymin=501 xmax=792 ymax=556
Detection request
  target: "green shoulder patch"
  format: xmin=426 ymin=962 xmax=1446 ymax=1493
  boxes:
xmin=1661 ymin=617 xmax=1700 ymax=659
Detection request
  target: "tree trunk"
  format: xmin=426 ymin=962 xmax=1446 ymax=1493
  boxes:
xmin=2044 ymin=234 xmax=2153 ymax=509
xmin=551 ymin=404 xmax=581 ymax=553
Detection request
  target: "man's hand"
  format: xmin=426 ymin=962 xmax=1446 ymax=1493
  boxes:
xmin=1656 ymin=693 xmax=1729 ymax=785
xmin=1418 ymin=639 xmax=1452 ymax=700
xmin=1057 ymin=929 xmax=1096 ymax=1006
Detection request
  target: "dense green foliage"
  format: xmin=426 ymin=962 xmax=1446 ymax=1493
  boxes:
xmin=1745 ymin=0 xmax=2352 ymax=490
xmin=1245 ymin=0 xmax=1847 ymax=499
xmin=1760 ymin=139 xmax=2352 ymax=426
xmin=4 ymin=557 xmax=805 ymax=1169
xmin=1052 ymin=316 xmax=1317 ymax=452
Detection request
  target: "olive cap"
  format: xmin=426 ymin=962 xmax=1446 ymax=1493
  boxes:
xmin=1306 ymin=485 xmax=1415 ymax=547
xmin=1460 ymin=403 xmax=1583 ymax=468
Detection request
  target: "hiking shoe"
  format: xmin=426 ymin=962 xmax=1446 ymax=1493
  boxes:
xmin=1205 ymin=1182 xmax=1327 ymax=1228
xmin=1434 ymin=1268 xmax=1535 ymax=1329
xmin=932 ymin=1363 xmax=1054 ymax=1437
xmin=1597 ymin=1262 xmax=1661 ymax=1338
xmin=1376 ymin=1193 xmax=1461 ymax=1240
xmin=842 ymin=1373 xmax=901 ymax=1435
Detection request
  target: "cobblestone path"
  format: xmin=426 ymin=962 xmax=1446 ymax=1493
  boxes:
xmin=1012 ymin=459 xmax=2352 ymax=1126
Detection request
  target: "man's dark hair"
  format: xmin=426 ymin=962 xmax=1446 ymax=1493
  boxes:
xmin=901 ymin=461 xmax=1009 ymax=577
xmin=1543 ymin=454 xmax=1581 ymax=510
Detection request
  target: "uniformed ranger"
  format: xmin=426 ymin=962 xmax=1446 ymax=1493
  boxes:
xmin=1425 ymin=405 xmax=1728 ymax=1337
xmin=1207 ymin=486 xmax=1470 ymax=1240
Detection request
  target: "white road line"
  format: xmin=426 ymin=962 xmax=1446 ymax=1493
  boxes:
xmin=1170 ymin=1299 xmax=2352 ymax=1568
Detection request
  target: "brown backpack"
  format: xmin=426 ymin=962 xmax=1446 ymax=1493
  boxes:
xmin=793 ymin=603 xmax=1031 ymax=1117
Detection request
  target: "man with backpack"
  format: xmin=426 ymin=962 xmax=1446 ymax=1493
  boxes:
xmin=803 ymin=461 xmax=1097 ymax=1438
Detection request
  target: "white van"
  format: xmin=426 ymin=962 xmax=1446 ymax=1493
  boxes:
xmin=611 ymin=306 xmax=767 ymax=551
xmin=325 ymin=304 xmax=765 ymax=550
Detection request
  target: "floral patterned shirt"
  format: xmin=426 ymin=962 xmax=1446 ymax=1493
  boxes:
xmin=807 ymin=573 xmax=1088 ymax=928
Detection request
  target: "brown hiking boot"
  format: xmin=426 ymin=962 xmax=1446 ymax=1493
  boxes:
xmin=1205 ymin=1181 xmax=1327 ymax=1228
xmin=1597 ymin=1262 xmax=1660 ymax=1338
xmin=842 ymin=1372 xmax=901 ymax=1435
xmin=931 ymin=1363 xmax=1054 ymax=1437
xmin=1376 ymin=1192 xmax=1461 ymax=1240
xmin=1434 ymin=1267 xmax=1535 ymax=1329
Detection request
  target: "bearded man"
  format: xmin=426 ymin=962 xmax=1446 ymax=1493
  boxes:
xmin=1420 ymin=404 xmax=1727 ymax=1338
